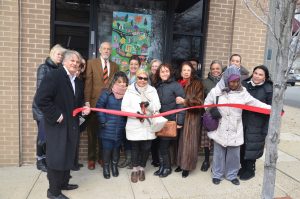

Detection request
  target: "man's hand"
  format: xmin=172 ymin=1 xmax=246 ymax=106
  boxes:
xmin=176 ymin=96 xmax=185 ymax=105
xmin=82 ymin=106 xmax=91 ymax=115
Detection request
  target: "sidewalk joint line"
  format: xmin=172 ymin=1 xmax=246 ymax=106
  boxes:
xmin=25 ymin=171 xmax=42 ymax=199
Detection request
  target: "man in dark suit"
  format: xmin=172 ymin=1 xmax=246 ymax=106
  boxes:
xmin=36 ymin=50 xmax=90 ymax=199
xmin=84 ymin=42 xmax=119 ymax=170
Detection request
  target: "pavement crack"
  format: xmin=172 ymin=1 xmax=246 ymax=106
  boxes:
xmin=25 ymin=171 xmax=42 ymax=199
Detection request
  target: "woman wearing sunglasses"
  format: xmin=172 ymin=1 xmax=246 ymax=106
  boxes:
xmin=121 ymin=69 xmax=161 ymax=183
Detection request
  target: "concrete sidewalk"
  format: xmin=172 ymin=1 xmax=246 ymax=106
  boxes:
xmin=0 ymin=106 xmax=299 ymax=199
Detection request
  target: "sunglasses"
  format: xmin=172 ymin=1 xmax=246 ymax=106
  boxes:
xmin=137 ymin=76 xmax=148 ymax=81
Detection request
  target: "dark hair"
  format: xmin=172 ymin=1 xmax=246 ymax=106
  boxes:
xmin=178 ymin=61 xmax=198 ymax=80
xmin=108 ymin=71 xmax=129 ymax=90
xmin=129 ymin=55 xmax=141 ymax=66
xmin=189 ymin=57 xmax=199 ymax=64
xmin=153 ymin=63 xmax=173 ymax=86
xmin=251 ymin=65 xmax=273 ymax=83
xmin=229 ymin=54 xmax=242 ymax=63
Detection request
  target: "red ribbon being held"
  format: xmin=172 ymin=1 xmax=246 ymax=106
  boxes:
xmin=73 ymin=104 xmax=278 ymax=118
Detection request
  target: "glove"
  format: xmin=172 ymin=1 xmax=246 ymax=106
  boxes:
xmin=209 ymin=107 xmax=222 ymax=119
xmin=136 ymin=111 xmax=145 ymax=123
xmin=99 ymin=123 xmax=106 ymax=128
xmin=140 ymin=101 xmax=149 ymax=108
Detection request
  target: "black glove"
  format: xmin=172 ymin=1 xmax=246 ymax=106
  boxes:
xmin=136 ymin=111 xmax=145 ymax=123
xmin=99 ymin=123 xmax=106 ymax=128
xmin=140 ymin=101 xmax=149 ymax=108
xmin=209 ymin=107 xmax=222 ymax=119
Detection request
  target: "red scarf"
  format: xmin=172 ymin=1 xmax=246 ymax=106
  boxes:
xmin=112 ymin=84 xmax=127 ymax=99
xmin=178 ymin=79 xmax=188 ymax=88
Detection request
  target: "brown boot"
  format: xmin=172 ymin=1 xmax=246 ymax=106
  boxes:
xmin=139 ymin=170 xmax=145 ymax=181
xmin=131 ymin=171 xmax=139 ymax=183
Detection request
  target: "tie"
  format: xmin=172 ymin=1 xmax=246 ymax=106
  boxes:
xmin=103 ymin=59 xmax=108 ymax=84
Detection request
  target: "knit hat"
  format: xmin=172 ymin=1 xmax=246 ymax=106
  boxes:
xmin=223 ymin=66 xmax=241 ymax=84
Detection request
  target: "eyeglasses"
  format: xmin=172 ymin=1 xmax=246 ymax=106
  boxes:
xmin=137 ymin=76 xmax=148 ymax=81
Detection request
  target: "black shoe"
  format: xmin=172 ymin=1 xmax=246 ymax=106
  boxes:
xmin=154 ymin=166 xmax=164 ymax=176
xmin=182 ymin=170 xmax=189 ymax=178
xmin=111 ymin=162 xmax=119 ymax=177
xmin=200 ymin=161 xmax=210 ymax=172
xmin=231 ymin=178 xmax=240 ymax=185
xmin=240 ymin=170 xmax=255 ymax=181
xmin=71 ymin=165 xmax=80 ymax=171
xmin=78 ymin=163 xmax=84 ymax=167
xmin=159 ymin=168 xmax=172 ymax=178
xmin=47 ymin=190 xmax=69 ymax=199
xmin=151 ymin=161 xmax=160 ymax=167
xmin=175 ymin=166 xmax=182 ymax=172
xmin=61 ymin=184 xmax=79 ymax=190
xmin=37 ymin=159 xmax=47 ymax=172
xmin=237 ymin=167 xmax=245 ymax=176
xmin=212 ymin=178 xmax=221 ymax=185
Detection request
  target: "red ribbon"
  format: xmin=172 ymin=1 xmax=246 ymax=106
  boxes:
xmin=73 ymin=104 xmax=278 ymax=118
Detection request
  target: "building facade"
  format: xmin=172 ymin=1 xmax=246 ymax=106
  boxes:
xmin=0 ymin=0 xmax=266 ymax=166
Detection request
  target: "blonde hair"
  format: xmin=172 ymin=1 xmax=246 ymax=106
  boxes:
xmin=136 ymin=69 xmax=149 ymax=77
xmin=49 ymin=44 xmax=66 ymax=62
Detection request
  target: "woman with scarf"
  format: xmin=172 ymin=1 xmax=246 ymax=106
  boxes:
xmin=152 ymin=63 xmax=185 ymax=178
xmin=205 ymin=66 xmax=271 ymax=186
xmin=175 ymin=61 xmax=204 ymax=178
xmin=121 ymin=69 xmax=161 ymax=183
xmin=200 ymin=60 xmax=223 ymax=172
xmin=239 ymin=65 xmax=273 ymax=181
xmin=96 ymin=71 xmax=129 ymax=179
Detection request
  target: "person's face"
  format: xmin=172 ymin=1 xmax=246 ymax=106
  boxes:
xmin=53 ymin=51 xmax=64 ymax=64
xmin=151 ymin=61 xmax=160 ymax=74
xmin=228 ymin=79 xmax=240 ymax=90
xmin=252 ymin=68 xmax=266 ymax=84
xmin=230 ymin=56 xmax=241 ymax=67
xmin=210 ymin=63 xmax=222 ymax=77
xmin=190 ymin=61 xmax=198 ymax=70
xmin=64 ymin=54 xmax=81 ymax=76
xmin=159 ymin=66 xmax=170 ymax=81
xmin=99 ymin=43 xmax=112 ymax=59
xmin=80 ymin=59 xmax=86 ymax=73
xmin=115 ymin=77 xmax=127 ymax=88
xmin=136 ymin=74 xmax=148 ymax=87
xmin=181 ymin=64 xmax=192 ymax=80
xmin=129 ymin=60 xmax=140 ymax=74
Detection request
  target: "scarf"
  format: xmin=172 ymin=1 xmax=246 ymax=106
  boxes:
xmin=178 ymin=79 xmax=188 ymax=88
xmin=112 ymin=84 xmax=127 ymax=99
xmin=249 ymin=79 xmax=265 ymax=87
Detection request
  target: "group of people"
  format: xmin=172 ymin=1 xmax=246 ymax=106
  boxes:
xmin=33 ymin=42 xmax=273 ymax=199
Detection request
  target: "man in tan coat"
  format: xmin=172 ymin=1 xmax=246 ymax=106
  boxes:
xmin=84 ymin=42 xmax=119 ymax=170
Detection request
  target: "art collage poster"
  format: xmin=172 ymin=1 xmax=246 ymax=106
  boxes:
xmin=111 ymin=11 xmax=152 ymax=72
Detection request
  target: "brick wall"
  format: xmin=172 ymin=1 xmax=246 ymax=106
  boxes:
xmin=204 ymin=0 xmax=267 ymax=76
xmin=20 ymin=0 xmax=51 ymax=164
xmin=0 ymin=0 xmax=20 ymax=166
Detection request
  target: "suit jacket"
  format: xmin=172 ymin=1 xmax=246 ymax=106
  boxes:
xmin=84 ymin=58 xmax=119 ymax=108
xmin=36 ymin=67 xmax=84 ymax=170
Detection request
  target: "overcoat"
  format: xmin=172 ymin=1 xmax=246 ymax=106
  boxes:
xmin=242 ymin=78 xmax=273 ymax=159
xmin=36 ymin=67 xmax=84 ymax=170
xmin=177 ymin=79 xmax=204 ymax=171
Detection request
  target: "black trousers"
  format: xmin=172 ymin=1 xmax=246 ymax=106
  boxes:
xmin=158 ymin=139 xmax=171 ymax=156
xmin=131 ymin=140 xmax=152 ymax=167
xmin=151 ymin=138 xmax=159 ymax=164
xmin=47 ymin=168 xmax=70 ymax=196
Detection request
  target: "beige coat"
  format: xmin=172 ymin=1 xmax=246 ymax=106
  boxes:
xmin=205 ymin=84 xmax=271 ymax=147
xmin=121 ymin=84 xmax=161 ymax=141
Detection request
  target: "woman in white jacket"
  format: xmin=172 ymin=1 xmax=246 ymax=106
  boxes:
xmin=204 ymin=66 xmax=271 ymax=186
xmin=121 ymin=69 xmax=161 ymax=183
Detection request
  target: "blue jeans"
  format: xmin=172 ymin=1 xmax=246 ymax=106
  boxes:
xmin=101 ymin=138 xmax=121 ymax=150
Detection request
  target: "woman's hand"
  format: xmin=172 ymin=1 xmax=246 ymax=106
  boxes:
xmin=177 ymin=125 xmax=183 ymax=129
xmin=176 ymin=96 xmax=185 ymax=105
xmin=82 ymin=106 xmax=91 ymax=115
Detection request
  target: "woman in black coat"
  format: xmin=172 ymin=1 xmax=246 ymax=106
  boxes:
xmin=153 ymin=63 xmax=185 ymax=178
xmin=240 ymin=65 xmax=273 ymax=180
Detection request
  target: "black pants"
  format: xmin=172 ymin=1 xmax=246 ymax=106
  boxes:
xmin=131 ymin=140 xmax=152 ymax=167
xmin=151 ymin=138 xmax=159 ymax=164
xmin=159 ymin=139 xmax=171 ymax=156
xmin=47 ymin=168 xmax=70 ymax=196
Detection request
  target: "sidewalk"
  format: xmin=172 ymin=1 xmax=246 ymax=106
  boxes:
xmin=0 ymin=106 xmax=299 ymax=199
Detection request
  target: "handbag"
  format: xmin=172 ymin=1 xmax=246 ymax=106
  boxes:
xmin=156 ymin=121 xmax=177 ymax=137
xmin=151 ymin=116 xmax=168 ymax=133
xmin=203 ymin=96 xmax=221 ymax=132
